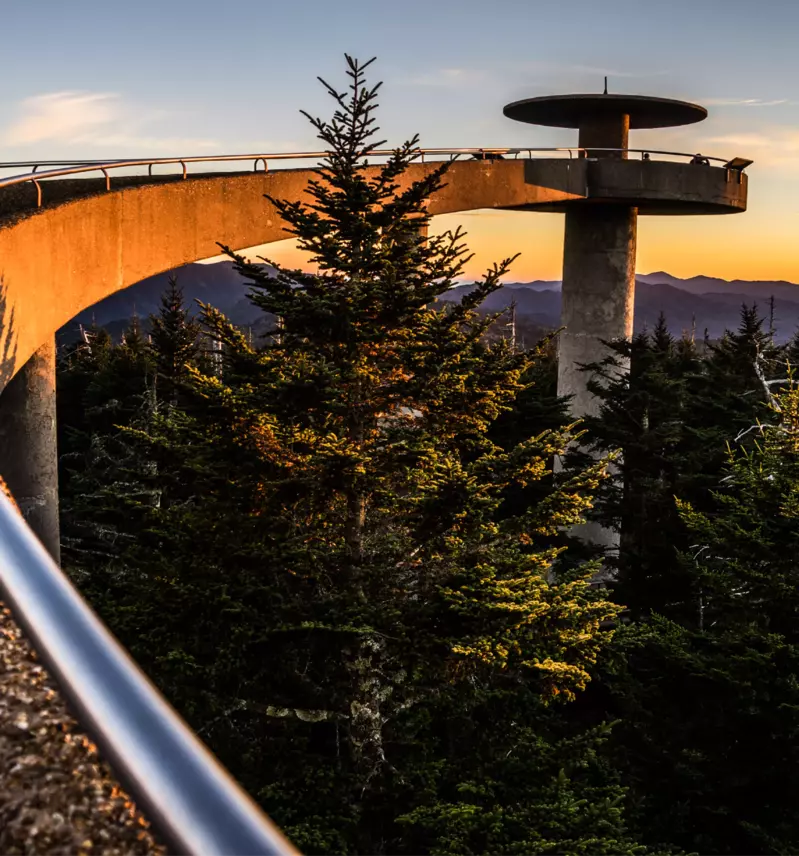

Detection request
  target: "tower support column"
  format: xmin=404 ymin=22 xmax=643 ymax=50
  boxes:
xmin=558 ymin=205 xmax=637 ymax=419
xmin=0 ymin=339 xmax=60 ymax=562
xmin=557 ymin=205 xmax=636 ymax=556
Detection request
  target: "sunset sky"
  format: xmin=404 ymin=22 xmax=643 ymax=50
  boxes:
xmin=1 ymin=0 xmax=796 ymax=283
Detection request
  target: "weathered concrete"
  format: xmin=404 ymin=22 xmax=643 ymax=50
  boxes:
xmin=0 ymin=158 xmax=748 ymax=394
xmin=504 ymin=90 xmax=749 ymax=557
xmin=559 ymin=205 xmax=637 ymax=419
xmin=519 ymin=159 xmax=748 ymax=214
xmin=0 ymin=160 xmax=589 ymax=392
xmin=0 ymin=340 xmax=59 ymax=561
xmin=579 ymin=113 xmax=629 ymax=159
xmin=503 ymin=93 xmax=707 ymax=130
xmin=557 ymin=205 xmax=637 ymax=554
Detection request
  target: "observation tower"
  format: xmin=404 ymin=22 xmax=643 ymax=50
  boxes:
xmin=503 ymin=89 xmax=750 ymax=418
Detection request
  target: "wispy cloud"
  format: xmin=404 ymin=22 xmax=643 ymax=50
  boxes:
xmin=704 ymin=126 xmax=799 ymax=167
xmin=516 ymin=60 xmax=671 ymax=79
xmin=4 ymin=91 xmax=218 ymax=150
xmin=398 ymin=67 xmax=487 ymax=88
xmin=703 ymin=97 xmax=790 ymax=107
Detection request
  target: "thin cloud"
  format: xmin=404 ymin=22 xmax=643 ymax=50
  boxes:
xmin=517 ymin=60 xmax=671 ymax=79
xmin=6 ymin=92 xmax=118 ymax=145
xmin=704 ymin=126 xmax=799 ymax=167
xmin=703 ymin=97 xmax=790 ymax=107
xmin=398 ymin=67 xmax=487 ymax=88
xmin=707 ymin=132 xmax=775 ymax=148
xmin=4 ymin=91 xmax=218 ymax=150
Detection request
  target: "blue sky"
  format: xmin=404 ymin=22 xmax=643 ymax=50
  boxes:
xmin=1 ymin=0 xmax=797 ymax=281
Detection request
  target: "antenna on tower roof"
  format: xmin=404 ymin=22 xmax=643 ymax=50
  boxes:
xmin=603 ymin=76 xmax=608 ymax=95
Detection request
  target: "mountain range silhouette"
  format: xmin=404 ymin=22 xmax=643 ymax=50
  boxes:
xmin=57 ymin=262 xmax=799 ymax=345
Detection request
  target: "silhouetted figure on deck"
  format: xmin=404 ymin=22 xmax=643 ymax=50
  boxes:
xmin=472 ymin=151 xmax=505 ymax=161
xmin=690 ymin=153 xmax=710 ymax=165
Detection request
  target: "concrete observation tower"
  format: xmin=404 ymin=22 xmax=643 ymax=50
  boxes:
xmin=502 ymin=88 xmax=749 ymax=417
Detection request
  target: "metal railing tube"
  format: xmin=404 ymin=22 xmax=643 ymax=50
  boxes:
xmin=0 ymin=145 xmax=740 ymax=198
xmin=0 ymin=491 xmax=298 ymax=856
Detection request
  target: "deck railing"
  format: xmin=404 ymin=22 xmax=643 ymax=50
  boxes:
xmin=0 ymin=490 xmax=298 ymax=856
xmin=0 ymin=146 xmax=735 ymax=207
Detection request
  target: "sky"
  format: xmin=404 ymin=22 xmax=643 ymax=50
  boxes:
xmin=1 ymin=0 xmax=797 ymax=283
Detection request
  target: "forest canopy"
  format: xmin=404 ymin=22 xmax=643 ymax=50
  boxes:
xmin=55 ymin=58 xmax=799 ymax=855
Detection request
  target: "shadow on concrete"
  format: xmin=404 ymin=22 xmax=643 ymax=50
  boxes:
xmin=523 ymin=158 xmax=587 ymax=197
xmin=0 ymin=278 xmax=18 ymax=392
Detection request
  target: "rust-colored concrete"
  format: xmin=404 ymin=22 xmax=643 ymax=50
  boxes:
xmin=0 ymin=153 xmax=750 ymax=555
xmin=0 ymin=158 xmax=748 ymax=392
xmin=579 ymin=113 xmax=629 ymax=159
xmin=0 ymin=159 xmax=587 ymax=391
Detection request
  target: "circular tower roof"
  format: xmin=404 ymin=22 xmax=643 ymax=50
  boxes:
xmin=503 ymin=94 xmax=707 ymax=129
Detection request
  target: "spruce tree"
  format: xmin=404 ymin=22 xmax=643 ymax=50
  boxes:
xmin=570 ymin=317 xmax=703 ymax=620
xmin=574 ymin=306 xmax=797 ymax=853
xmin=82 ymin=56 xmax=644 ymax=854
xmin=600 ymin=382 xmax=799 ymax=854
xmin=149 ymin=275 xmax=200 ymax=404
xmin=578 ymin=307 xmax=782 ymax=622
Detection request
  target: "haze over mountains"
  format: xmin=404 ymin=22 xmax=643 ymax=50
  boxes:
xmin=59 ymin=261 xmax=799 ymax=344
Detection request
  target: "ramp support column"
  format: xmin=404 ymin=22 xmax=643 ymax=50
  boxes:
xmin=0 ymin=339 xmax=60 ymax=562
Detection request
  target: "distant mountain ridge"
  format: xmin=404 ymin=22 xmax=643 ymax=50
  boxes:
xmin=57 ymin=262 xmax=799 ymax=345
xmin=443 ymin=272 xmax=799 ymax=342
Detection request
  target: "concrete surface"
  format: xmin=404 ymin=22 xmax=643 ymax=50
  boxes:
xmin=0 ymin=341 xmax=59 ymax=561
xmin=559 ymin=205 xmax=638 ymax=418
xmin=502 ymin=93 xmax=707 ymax=129
xmin=0 ymin=158 xmax=747 ymax=393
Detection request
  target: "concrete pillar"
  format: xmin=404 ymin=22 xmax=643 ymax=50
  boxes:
xmin=578 ymin=113 xmax=629 ymax=159
xmin=558 ymin=205 xmax=637 ymax=556
xmin=558 ymin=205 xmax=637 ymax=419
xmin=0 ymin=340 xmax=60 ymax=562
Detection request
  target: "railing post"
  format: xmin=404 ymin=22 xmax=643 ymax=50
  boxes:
xmin=0 ymin=338 xmax=60 ymax=562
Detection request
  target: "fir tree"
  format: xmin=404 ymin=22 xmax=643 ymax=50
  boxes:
xmin=574 ymin=307 xmax=797 ymax=853
xmin=570 ymin=317 xmax=703 ymax=620
xmin=72 ymin=57 xmax=643 ymax=854
xmin=58 ymin=318 xmax=156 ymax=561
xmin=578 ymin=307 xmax=782 ymax=622
xmin=599 ymin=382 xmax=799 ymax=854
xmin=785 ymin=326 xmax=799 ymax=368
xmin=149 ymin=275 xmax=200 ymax=404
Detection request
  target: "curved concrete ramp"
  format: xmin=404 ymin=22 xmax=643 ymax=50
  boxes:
xmin=0 ymin=159 xmax=583 ymax=390
xmin=0 ymin=156 xmax=748 ymax=391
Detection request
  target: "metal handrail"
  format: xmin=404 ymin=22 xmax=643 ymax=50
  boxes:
xmin=0 ymin=490 xmax=298 ymax=856
xmin=0 ymin=146 xmax=736 ymax=207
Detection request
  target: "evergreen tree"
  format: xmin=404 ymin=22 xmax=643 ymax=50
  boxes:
xmin=149 ymin=275 xmax=200 ymax=404
xmin=690 ymin=304 xmax=782 ymax=465
xmin=598 ymin=381 xmax=799 ymax=854
xmin=58 ymin=318 xmax=155 ymax=561
xmin=785 ymin=326 xmax=799 ymax=368
xmin=570 ymin=306 xmax=798 ymax=853
xmin=570 ymin=317 xmax=704 ymax=620
xmin=578 ymin=307 xmax=781 ymax=622
xmin=69 ymin=57 xmax=643 ymax=854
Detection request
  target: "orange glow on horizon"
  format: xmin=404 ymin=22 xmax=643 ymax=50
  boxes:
xmin=207 ymin=205 xmax=799 ymax=287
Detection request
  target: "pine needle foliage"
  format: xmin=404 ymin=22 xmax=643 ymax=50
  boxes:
xmin=77 ymin=56 xmax=639 ymax=853
xmin=597 ymin=384 xmax=799 ymax=854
